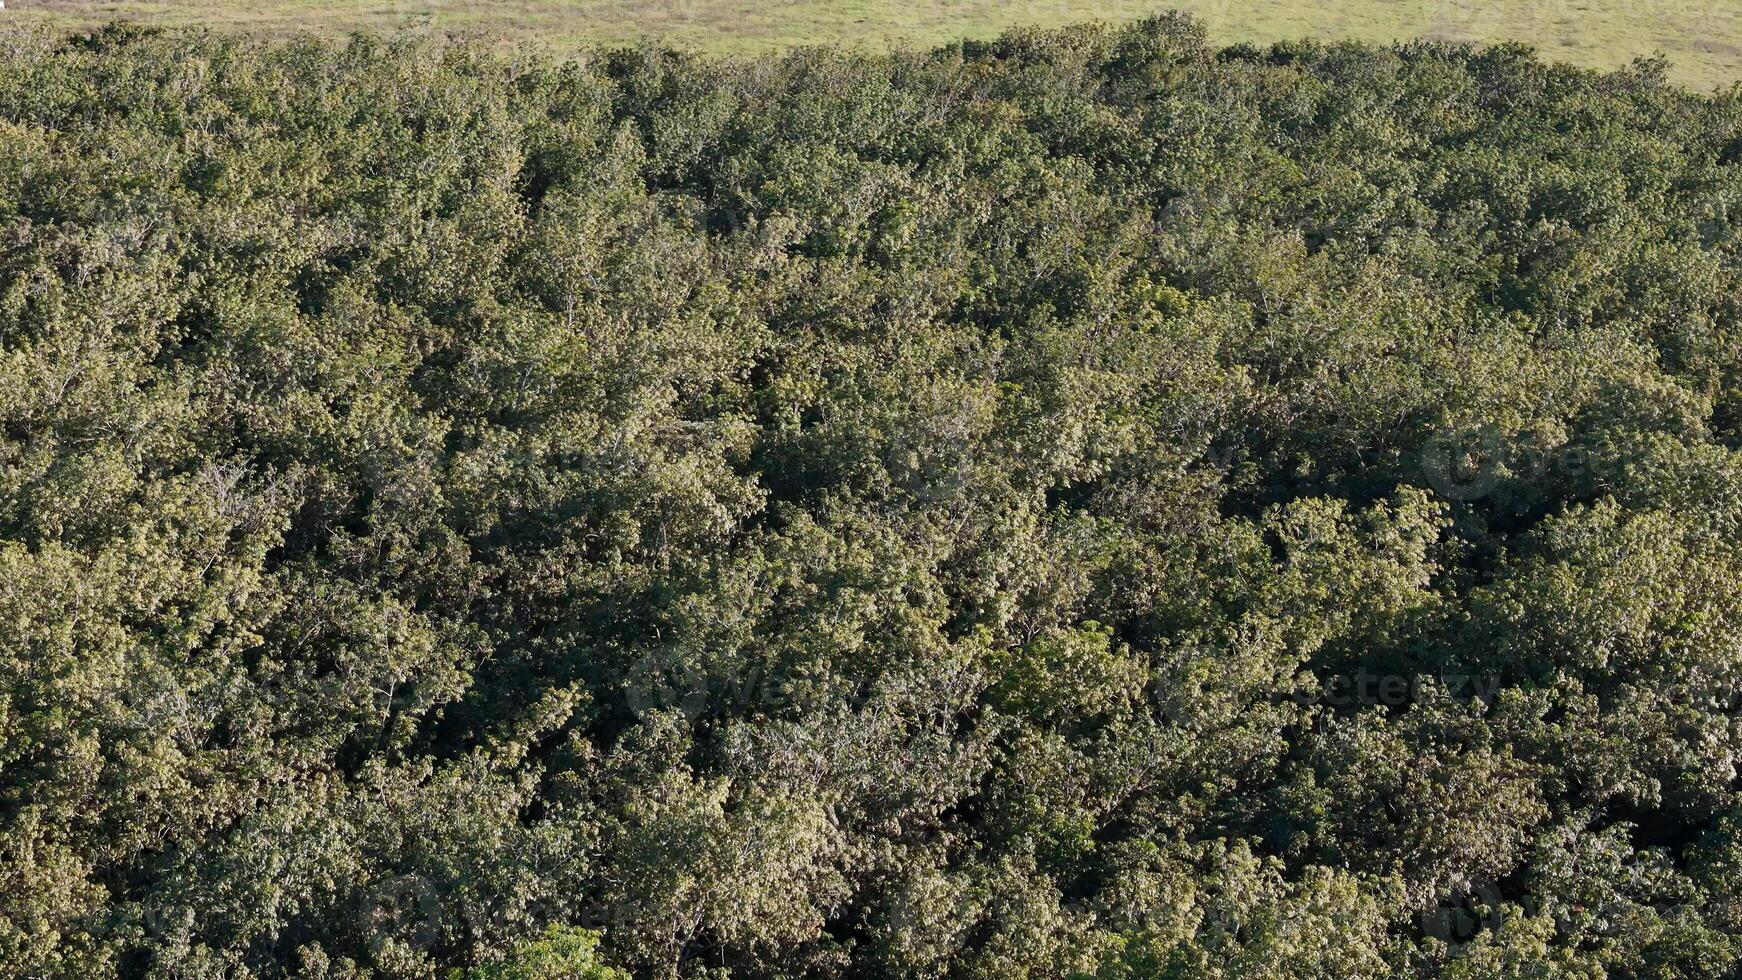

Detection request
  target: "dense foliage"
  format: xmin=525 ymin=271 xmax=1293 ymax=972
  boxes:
xmin=4 ymin=16 xmax=1742 ymax=979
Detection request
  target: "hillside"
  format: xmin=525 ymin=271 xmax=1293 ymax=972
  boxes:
xmin=4 ymin=0 xmax=1742 ymax=87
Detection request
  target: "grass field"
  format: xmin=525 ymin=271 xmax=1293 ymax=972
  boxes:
xmin=4 ymin=0 xmax=1741 ymax=88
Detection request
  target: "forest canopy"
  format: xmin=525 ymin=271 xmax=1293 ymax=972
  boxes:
xmin=3 ymin=16 xmax=1742 ymax=979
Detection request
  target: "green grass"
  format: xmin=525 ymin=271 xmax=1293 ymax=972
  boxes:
xmin=6 ymin=0 xmax=1742 ymax=88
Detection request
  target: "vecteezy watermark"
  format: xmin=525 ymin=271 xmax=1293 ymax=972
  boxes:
xmin=1419 ymin=428 xmax=1630 ymax=503
xmin=1420 ymin=428 xmax=1506 ymax=501
xmin=1423 ymin=880 xmax=1722 ymax=951
xmin=356 ymin=873 xmax=444 ymax=955
xmin=1422 ymin=878 xmax=1509 ymax=947
xmin=623 ymin=651 xmax=796 ymax=721
xmin=573 ymin=900 xmax=641 ymax=932
xmin=623 ymin=649 xmax=715 ymax=720
xmin=1292 ymin=670 xmax=1502 ymax=710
